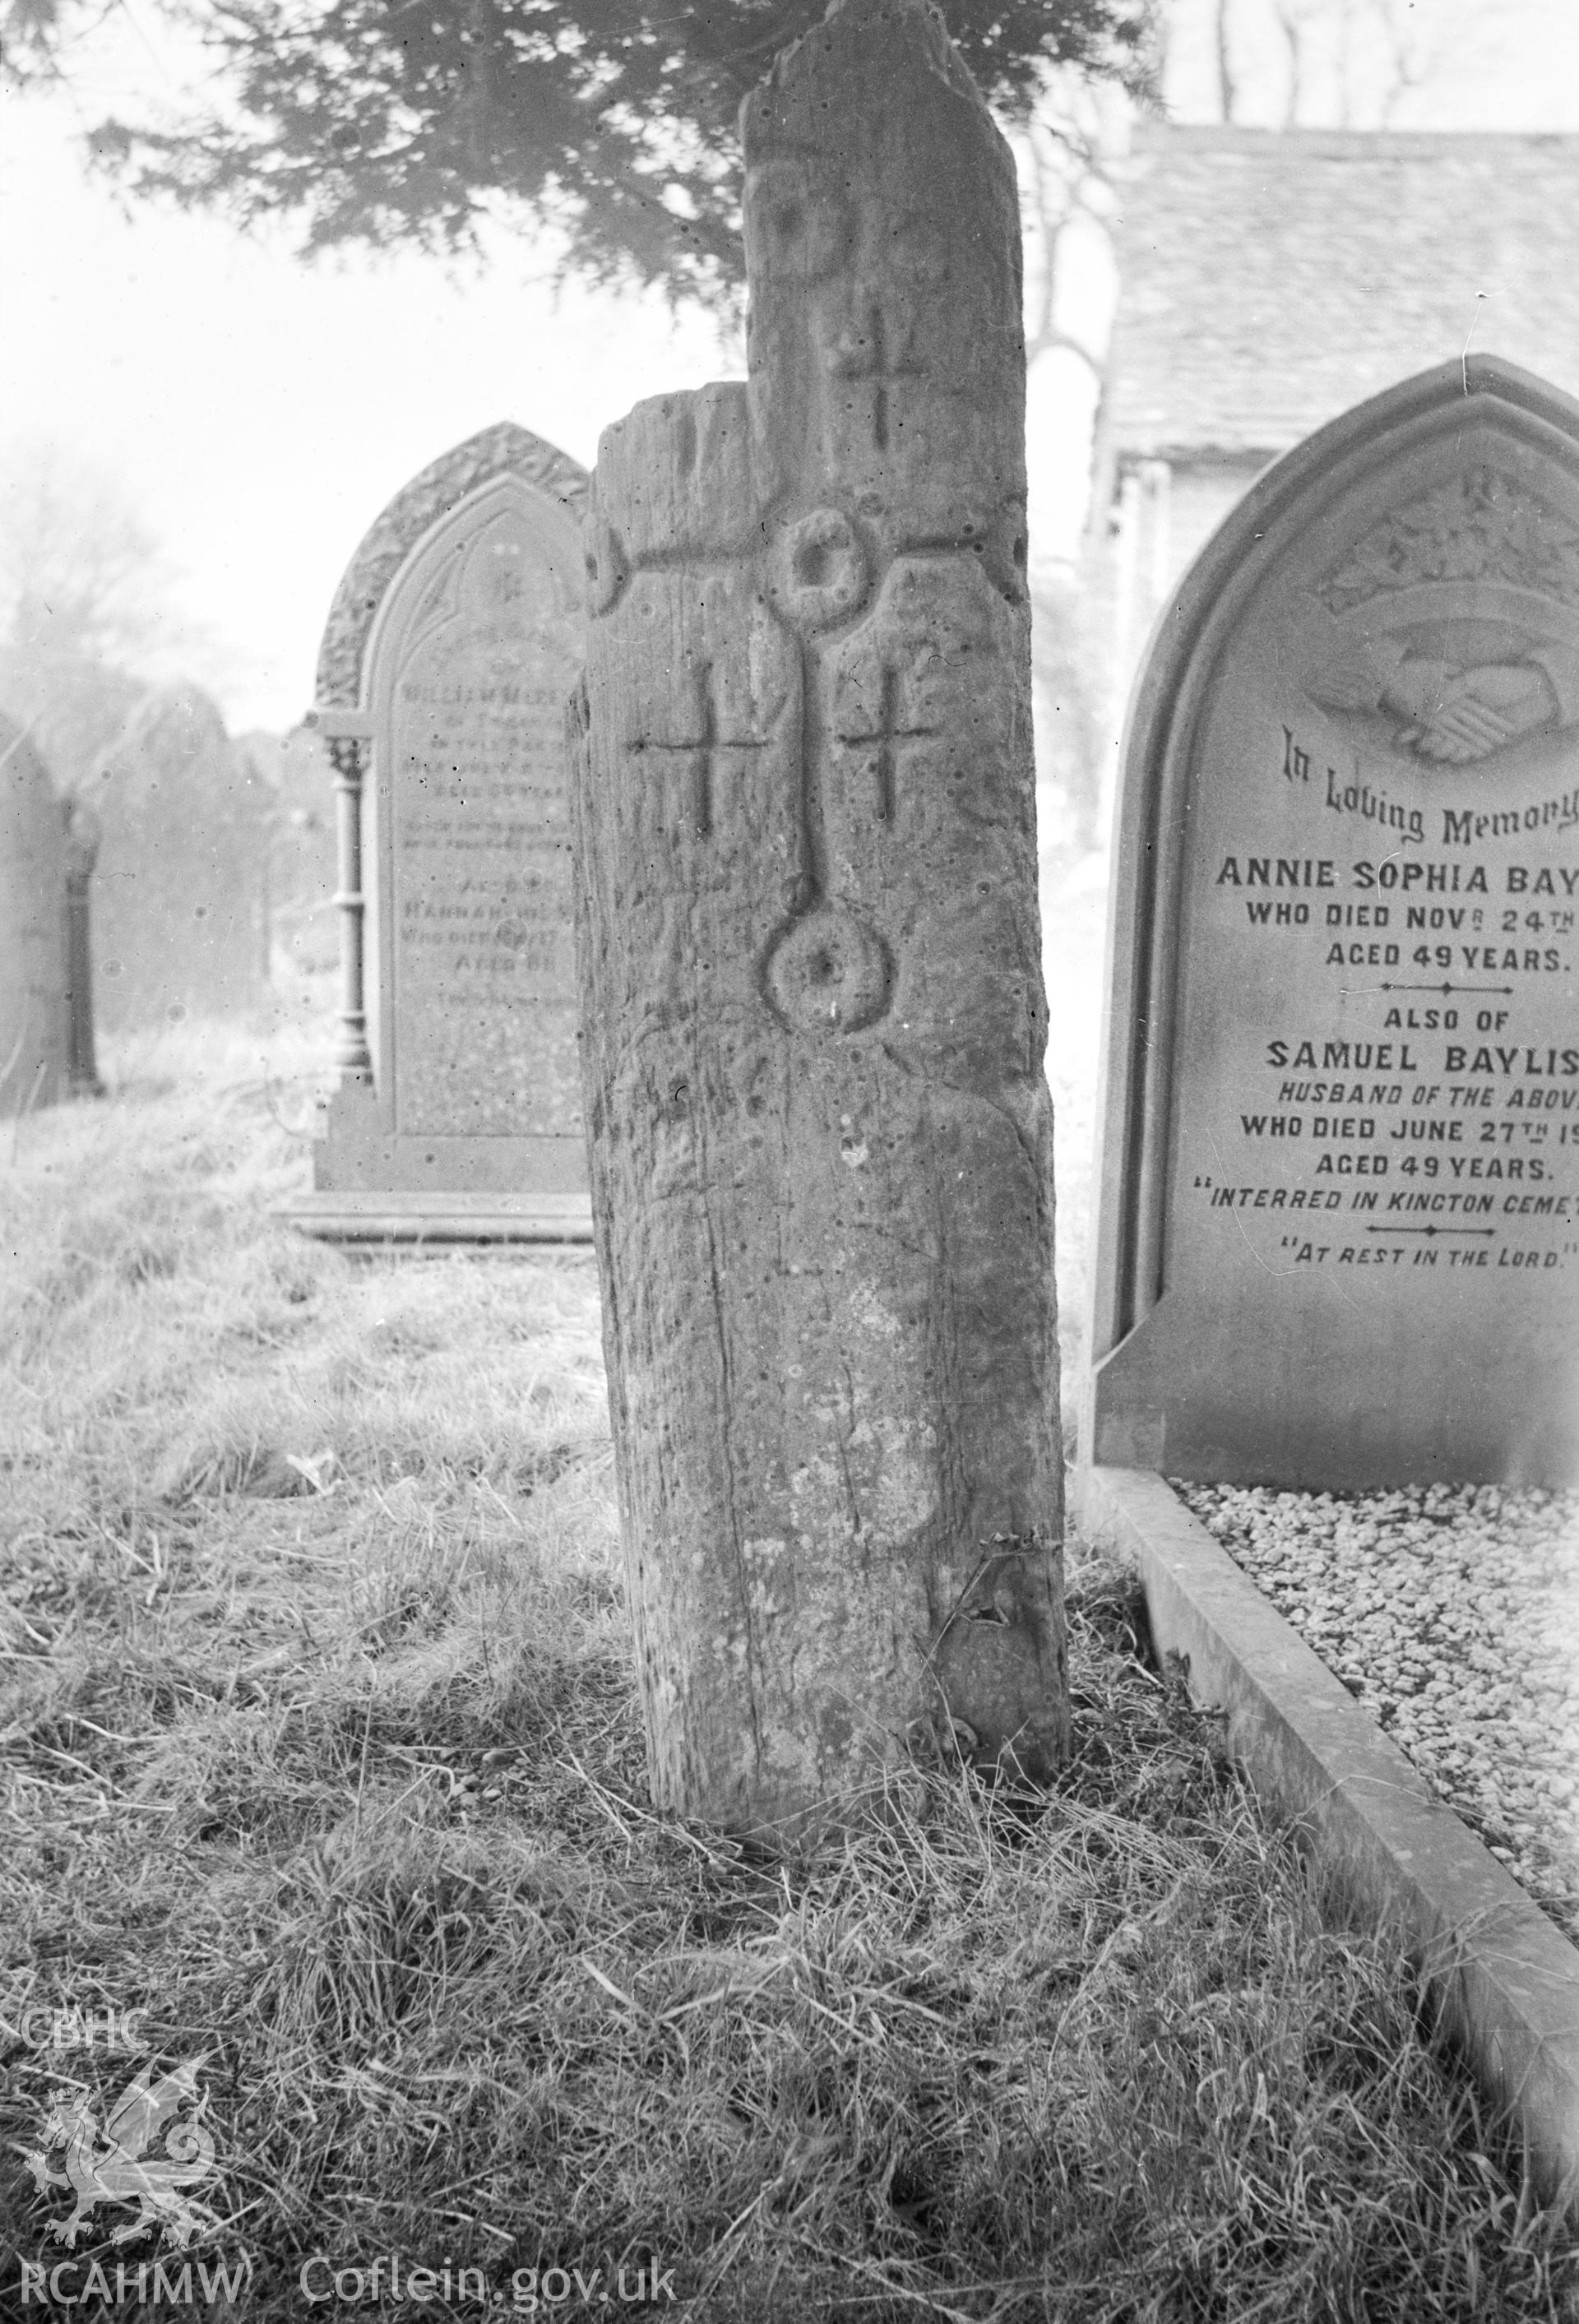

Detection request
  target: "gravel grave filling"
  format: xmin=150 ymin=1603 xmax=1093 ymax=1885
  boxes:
xmin=1173 ymin=1479 xmax=1579 ymax=1947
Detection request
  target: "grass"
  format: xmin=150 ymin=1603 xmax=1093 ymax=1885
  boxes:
xmin=2 ymin=1004 xmax=1578 ymax=2320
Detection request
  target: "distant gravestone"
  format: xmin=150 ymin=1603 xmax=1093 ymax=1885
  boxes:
xmin=62 ymin=794 xmax=102 ymax=1096
xmin=285 ymin=424 xmax=590 ymax=1243
xmin=0 ymin=714 xmax=67 ymax=1118
xmin=0 ymin=648 xmax=143 ymax=803
xmin=1086 ymin=357 xmax=1579 ymax=1488
xmin=572 ymin=0 xmax=1066 ymax=1828
xmin=90 ymin=685 xmax=271 ymax=1033
xmin=236 ymin=726 xmax=339 ymax=979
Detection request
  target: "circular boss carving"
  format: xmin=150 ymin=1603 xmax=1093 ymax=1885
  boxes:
xmin=770 ymin=508 xmax=867 ymax=632
xmin=744 ymin=164 xmax=851 ymax=283
xmin=764 ymin=907 xmax=890 ymax=1035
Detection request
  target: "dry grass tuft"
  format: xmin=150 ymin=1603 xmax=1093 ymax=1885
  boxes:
xmin=2 ymin=1012 xmax=1577 ymax=2319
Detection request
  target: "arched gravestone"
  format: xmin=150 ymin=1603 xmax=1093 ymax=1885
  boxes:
xmin=285 ymin=423 xmax=592 ymax=1243
xmin=90 ymin=686 xmax=271 ymax=1034
xmin=0 ymin=714 xmax=68 ymax=1119
xmin=1085 ymin=357 xmax=1579 ymax=1489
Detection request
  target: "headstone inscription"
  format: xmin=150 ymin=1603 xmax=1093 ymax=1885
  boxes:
xmin=572 ymin=0 xmax=1067 ymax=1830
xmin=0 ymin=714 xmax=68 ymax=1119
xmin=1085 ymin=357 xmax=1579 ymax=1489
xmin=89 ymin=685 xmax=271 ymax=1034
xmin=286 ymin=424 xmax=591 ymax=1244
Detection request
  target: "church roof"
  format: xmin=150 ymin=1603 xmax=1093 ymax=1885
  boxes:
xmin=1106 ymin=126 xmax=1579 ymax=462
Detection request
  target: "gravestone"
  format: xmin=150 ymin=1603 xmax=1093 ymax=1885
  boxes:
xmin=236 ymin=726 xmax=339 ymax=979
xmin=1085 ymin=357 xmax=1579 ymax=1489
xmin=0 ymin=714 xmax=68 ymax=1118
xmin=62 ymin=794 xmax=103 ymax=1096
xmin=89 ymin=685 xmax=271 ymax=1034
xmin=283 ymin=424 xmax=591 ymax=1244
xmin=0 ymin=646 xmax=143 ymax=803
xmin=572 ymin=0 xmax=1066 ymax=1830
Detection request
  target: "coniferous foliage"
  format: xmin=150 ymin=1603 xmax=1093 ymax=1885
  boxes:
xmin=7 ymin=0 xmax=1152 ymax=308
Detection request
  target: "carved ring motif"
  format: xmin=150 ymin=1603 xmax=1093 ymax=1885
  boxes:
xmin=744 ymin=163 xmax=852 ymax=284
xmin=763 ymin=906 xmax=890 ymax=1035
xmin=769 ymin=507 xmax=868 ymax=632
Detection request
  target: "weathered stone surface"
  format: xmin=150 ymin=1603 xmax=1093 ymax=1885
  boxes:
xmin=1085 ymin=357 xmax=1579 ymax=1488
xmin=572 ymin=0 xmax=1065 ymax=1829
xmin=304 ymin=424 xmax=590 ymax=1221
xmin=0 ymin=714 xmax=67 ymax=1118
xmin=89 ymin=685 xmax=271 ymax=1033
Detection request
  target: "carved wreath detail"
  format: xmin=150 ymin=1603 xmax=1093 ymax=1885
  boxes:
xmin=1315 ymin=465 xmax=1579 ymax=618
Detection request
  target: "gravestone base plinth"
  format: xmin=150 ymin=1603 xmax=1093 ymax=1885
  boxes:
xmin=275 ymin=1081 xmax=592 ymax=1244
xmin=273 ymin=1189 xmax=593 ymax=1246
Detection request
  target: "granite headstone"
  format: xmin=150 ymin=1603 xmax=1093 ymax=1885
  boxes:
xmin=1085 ymin=358 xmax=1579 ymax=1488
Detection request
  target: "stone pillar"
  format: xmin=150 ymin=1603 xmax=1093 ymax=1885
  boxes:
xmin=571 ymin=0 xmax=1066 ymax=1831
xmin=313 ymin=715 xmax=374 ymax=1084
xmin=62 ymin=797 xmax=103 ymax=1098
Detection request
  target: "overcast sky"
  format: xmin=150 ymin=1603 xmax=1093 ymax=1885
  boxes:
xmin=0 ymin=35 xmax=729 ymax=732
xmin=3 ymin=0 xmax=1578 ymax=737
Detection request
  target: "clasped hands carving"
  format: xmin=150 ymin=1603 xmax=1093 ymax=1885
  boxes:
xmin=1313 ymin=637 xmax=1565 ymax=766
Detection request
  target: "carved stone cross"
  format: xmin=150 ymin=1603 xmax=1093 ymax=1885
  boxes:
xmin=623 ymin=660 xmax=772 ymax=841
xmin=834 ymin=660 xmax=938 ymax=824
xmin=570 ymin=0 xmax=1067 ymax=1831
xmin=823 ymin=297 xmax=924 ymax=455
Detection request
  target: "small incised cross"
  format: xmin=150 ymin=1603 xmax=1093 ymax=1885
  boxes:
xmin=836 ymin=664 xmax=936 ymax=823
xmin=625 ymin=663 xmax=770 ymax=838
xmin=824 ymin=299 xmax=922 ymax=454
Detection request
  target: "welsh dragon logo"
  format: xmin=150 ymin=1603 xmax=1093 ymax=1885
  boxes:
xmin=16 ymin=2057 xmax=220 ymax=2248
